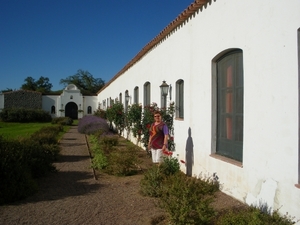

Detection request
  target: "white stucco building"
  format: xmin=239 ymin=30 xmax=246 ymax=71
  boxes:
xmin=0 ymin=0 xmax=299 ymax=221
xmin=96 ymin=0 xmax=300 ymax=222
xmin=42 ymin=84 xmax=97 ymax=119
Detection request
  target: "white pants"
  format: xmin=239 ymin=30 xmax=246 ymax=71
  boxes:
xmin=151 ymin=148 xmax=162 ymax=163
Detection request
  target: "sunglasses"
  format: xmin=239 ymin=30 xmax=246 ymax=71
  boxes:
xmin=154 ymin=115 xmax=161 ymax=118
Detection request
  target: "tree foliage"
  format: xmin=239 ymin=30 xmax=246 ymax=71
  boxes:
xmin=0 ymin=88 xmax=13 ymax=93
xmin=59 ymin=69 xmax=105 ymax=95
xmin=21 ymin=76 xmax=53 ymax=94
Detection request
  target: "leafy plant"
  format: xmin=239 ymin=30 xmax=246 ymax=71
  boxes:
xmin=94 ymin=108 xmax=107 ymax=119
xmin=160 ymin=172 xmax=217 ymax=225
xmin=0 ymin=124 xmax=62 ymax=204
xmin=105 ymin=145 xmax=142 ymax=176
xmin=159 ymin=157 xmax=180 ymax=176
xmin=106 ymin=102 xmax=125 ymax=135
xmin=78 ymin=115 xmax=111 ymax=135
xmin=127 ymin=103 xmax=142 ymax=140
xmin=140 ymin=165 xmax=165 ymax=197
xmin=52 ymin=117 xmax=73 ymax=125
xmin=89 ymin=135 xmax=108 ymax=170
xmin=0 ymin=108 xmax=52 ymax=122
xmin=215 ymin=206 xmax=296 ymax=225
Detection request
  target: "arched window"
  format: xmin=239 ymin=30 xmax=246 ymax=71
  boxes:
xmin=125 ymin=90 xmax=129 ymax=112
xmin=213 ymin=49 xmax=244 ymax=162
xmin=134 ymin=86 xmax=139 ymax=104
xmin=119 ymin=93 xmax=122 ymax=103
xmin=51 ymin=106 xmax=55 ymax=114
xmin=143 ymin=82 xmax=151 ymax=106
xmin=87 ymin=106 xmax=92 ymax=114
xmin=176 ymin=79 xmax=184 ymax=119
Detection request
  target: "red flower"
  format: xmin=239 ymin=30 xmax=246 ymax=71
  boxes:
xmin=180 ymin=160 xmax=185 ymax=164
xmin=163 ymin=150 xmax=173 ymax=156
xmin=146 ymin=124 xmax=151 ymax=129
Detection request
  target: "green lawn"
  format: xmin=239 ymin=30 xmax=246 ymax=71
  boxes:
xmin=0 ymin=122 xmax=71 ymax=139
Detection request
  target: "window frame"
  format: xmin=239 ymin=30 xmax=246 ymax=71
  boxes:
xmin=134 ymin=86 xmax=139 ymax=104
xmin=212 ymin=49 xmax=244 ymax=163
xmin=143 ymin=82 xmax=151 ymax=106
xmin=175 ymin=79 xmax=184 ymax=119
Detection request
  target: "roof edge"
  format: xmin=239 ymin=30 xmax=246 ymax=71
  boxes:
xmin=97 ymin=0 xmax=209 ymax=94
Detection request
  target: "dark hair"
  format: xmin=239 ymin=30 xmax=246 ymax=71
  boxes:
xmin=153 ymin=110 xmax=161 ymax=115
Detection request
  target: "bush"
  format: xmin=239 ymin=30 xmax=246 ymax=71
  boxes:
xmin=160 ymin=172 xmax=217 ymax=225
xmin=140 ymin=165 xmax=165 ymax=197
xmin=0 ymin=124 xmax=61 ymax=204
xmin=140 ymin=157 xmax=219 ymax=224
xmin=0 ymin=108 xmax=52 ymax=122
xmin=140 ymin=157 xmax=180 ymax=197
xmin=19 ymin=140 xmax=58 ymax=178
xmin=89 ymin=135 xmax=108 ymax=170
xmin=29 ymin=125 xmax=63 ymax=145
xmin=52 ymin=117 xmax=73 ymax=125
xmin=94 ymin=109 xmax=107 ymax=119
xmin=159 ymin=157 xmax=180 ymax=176
xmin=106 ymin=102 xmax=125 ymax=135
xmin=92 ymin=150 xmax=108 ymax=170
xmin=105 ymin=145 xmax=142 ymax=176
xmin=215 ymin=206 xmax=296 ymax=225
xmin=78 ymin=115 xmax=111 ymax=135
xmin=100 ymin=136 xmax=119 ymax=154
xmin=0 ymin=137 xmax=38 ymax=204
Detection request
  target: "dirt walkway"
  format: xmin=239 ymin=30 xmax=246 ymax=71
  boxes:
xmin=0 ymin=126 xmax=164 ymax=225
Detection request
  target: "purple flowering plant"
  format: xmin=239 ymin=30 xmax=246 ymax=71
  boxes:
xmin=78 ymin=115 xmax=111 ymax=135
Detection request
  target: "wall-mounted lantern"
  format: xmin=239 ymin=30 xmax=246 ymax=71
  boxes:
xmin=160 ymin=80 xmax=169 ymax=108
xmin=125 ymin=92 xmax=130 ymax=102
xmin=125 ymin=91 xmax=130 ymax=112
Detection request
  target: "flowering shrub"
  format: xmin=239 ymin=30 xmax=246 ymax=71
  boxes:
xmin=94 ymin=109 xmax=107 ymax=119
xmin=101 ymin=101 xmax=175 ymax=152
xmin=77 ymin=115 xmax=111 ymax=135
xmin=126 ymin=103 xmax=142 ymax=140
xmin=161 ymin=102 xmax=175 ymax=151
xmin=106 ymin=102 xmax=125 ymax=135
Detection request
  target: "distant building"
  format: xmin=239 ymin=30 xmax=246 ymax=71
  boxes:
xmin=0 ymin=84 xmax=97 ymax=119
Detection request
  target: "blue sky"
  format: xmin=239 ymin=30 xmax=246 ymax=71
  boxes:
xmin=0 ymin=0 xmax=193 ymax=91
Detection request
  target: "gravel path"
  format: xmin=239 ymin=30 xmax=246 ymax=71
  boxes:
xmin=0 ymin=126 xmax=164 ymax=225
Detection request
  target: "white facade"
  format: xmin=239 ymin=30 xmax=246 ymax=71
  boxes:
xmin=41 ymin=84 xmax=96 ymax=119
xmin=96 ymin=0 xmax=300 ymax=222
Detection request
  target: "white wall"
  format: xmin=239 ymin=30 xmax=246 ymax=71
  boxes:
xmin=97 ymin=0 xmax=300 ymax=221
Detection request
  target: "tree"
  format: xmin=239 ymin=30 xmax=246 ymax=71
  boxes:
xmin=59 ymin=69 xmax=105 ymax=95
xmin=21 ymin=76 xmax=53 ymax=94
xmin=0 ymin=88 xmax=13 ymax=93
xmin=35 ymin=76 xmax=52 ymax=93
xmin=21 ymin=77 xmax=37 ymax=91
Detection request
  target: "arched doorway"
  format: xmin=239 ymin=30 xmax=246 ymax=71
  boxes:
xmin=65 ymin=102 xmax=78 ymax=119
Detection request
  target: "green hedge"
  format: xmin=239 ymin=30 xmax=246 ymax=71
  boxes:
xmin=0 ymin=125 xmax=61 ymax=204
xmin=0 ymin=108 xmax=52 ymax=122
